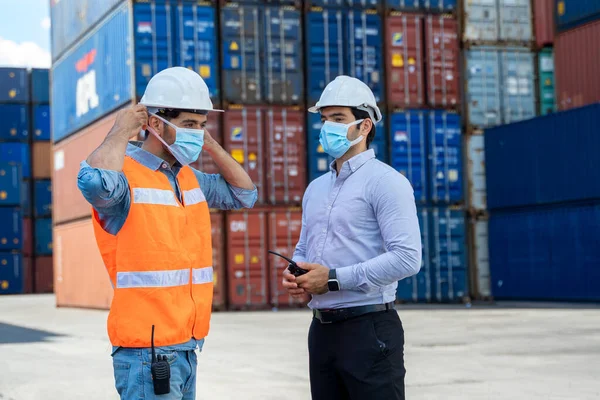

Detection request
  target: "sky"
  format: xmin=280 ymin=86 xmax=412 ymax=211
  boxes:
xmin=0 ymin=0 xmax=51 ymax=68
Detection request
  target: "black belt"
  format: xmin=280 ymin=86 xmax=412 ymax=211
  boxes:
xmin=312 ymin=302 xmax=395 ymax=324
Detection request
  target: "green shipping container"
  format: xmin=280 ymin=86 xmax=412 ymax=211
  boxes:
xmin=538 ymin=48 xmax=557 ymax=115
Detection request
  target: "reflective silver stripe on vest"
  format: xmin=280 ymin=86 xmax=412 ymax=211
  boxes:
xmin=116 ymin=269 xmax=190 ymax=288
xmin=192 ymin=266 xmax=213 ymax=284
xmin=133 ymin=188 xmax=179 ymax=207
xmin=183 ymin=188 xmax=206 ymax=206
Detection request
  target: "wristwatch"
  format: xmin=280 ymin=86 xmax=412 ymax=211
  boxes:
xmin=327 ymin=269 xmax=341 ymax=292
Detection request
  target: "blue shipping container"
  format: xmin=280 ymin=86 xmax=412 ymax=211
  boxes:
xmin=34 ymin=180 xmax=52 ymax=217
xmin=133 ymin=1 xmax=174 ymax=99
xmin=430 ymin=207 xmax=467 ymax=301
xmin=0 ymin=143 xmax=30 ymax=178
xmin=489 ymin=202 xmax=600 ymax=301
xmin=0 ymin=68 xmax=29 ymax=103
xmin=31 ymin=68 xmax=50 ymax=103
xmin=499 ymin=49 xmax=536 ymax=125
xmin=556 ymin=0 xmax=600 ymax=32
xmin=485 ymin=104 xmax=600 ymax=210
xmin=21 ymin=180 xmax=31 ymax=217
xmin=35 ymin=218 xmax=53 ymax=256
xmin=0 ymin=208 xmax=23 ymax=251
xmin=0 ymin=252 xmax=24 ymax=295
xmin=346 ymin=10 xmax=384 ymax=104
xmin=33 ymin=105 xmax=51 ymax=141
xmin=396 ymin=208 xmax=432 ymax=302
xmin=51 ymin=4 xmax=132 ymax=142
xmin=389 ymin=110 xmax=428 ymax=204
xmin=429 ymin=111 xmax=462 ymax=204
xmin=173 ymin=3 xmax=220 ymax=103
xmin=0 ymin=104 xmax=29 ymax=141
xmin=263 ymin=6 xmax=304 ymax=104
xmin=221 ymin=4 xmax=263 ymax=104
xmin=306 ymin=112 xmax=388 ymax=182
xmin=306 ymin=9 xmax=345 ymax=104
xmin=50 ymin=0 xmax=124 ymax=61
xmin=0 ymin=163 xmax=22 ymax=206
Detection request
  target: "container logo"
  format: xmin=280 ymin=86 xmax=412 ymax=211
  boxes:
xmin=230 ymin=221 xmax=247 ymax=232
xmin=231 ymin=127 xmax=243 ymax=140
xmin=137 ymin=21 xmax=152 ymax=34
xmin=392 ymin=33 xmax=403 ymax=46
xmin=75 ymin=49 xmax=99 ymax=118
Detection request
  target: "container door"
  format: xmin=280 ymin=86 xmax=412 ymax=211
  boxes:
xmin=498 ymin=0 xmax=532 ymax=42
xmin=462 ymin=0 xmax=498 ymax=42
xmin=425 ymin=15 xmax=460 ymax=108
xmin=466 ymin=135 xmax=486 ymax=210
xmin=465 ymin=47 xmax=501 ymax=128
xmin=429 ymin=111 xmax=463 ymax=204
xmin=538 ymin=49 xmax=557 ymax=115
xmin=500 ymin=49 xmax=535 ymax=124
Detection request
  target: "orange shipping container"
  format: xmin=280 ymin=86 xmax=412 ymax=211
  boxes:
xmin=210 ymin=211 xmax=226 ymax=310
xmin=54 ymin=218 xmax=113 ymax=309
xmin=226 ymin=209 xmax=269 ymax=309
xmin=52 ymin=111 xmax=118 ymax=225
xmin=267 ymin=208 xmax=304 ymax=308
xmin=32 ymin=142 xmax=52 ymax=179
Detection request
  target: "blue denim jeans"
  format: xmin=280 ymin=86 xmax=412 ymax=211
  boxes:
xmin=111 ymin=341 xmax=203 ymax=400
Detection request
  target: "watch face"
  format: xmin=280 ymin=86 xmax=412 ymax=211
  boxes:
xmin=328 ymin=279 xmax=340 ymax=291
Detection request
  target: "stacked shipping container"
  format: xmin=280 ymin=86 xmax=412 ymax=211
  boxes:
xmin=0 ymin=68 xmax=53 ymax=295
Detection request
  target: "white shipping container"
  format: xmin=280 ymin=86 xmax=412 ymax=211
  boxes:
xmin=463 ymin=0 xmax=498 ymax=42
xmin=498 ymin=0 xmax=532 ymax=42
xmin=463 ymin=0 xmax=532 ymax=43
xmin=469 ymin=216 xmax=491 ymax=298
xmin=466 ymin=135 xmax=486 ymax=210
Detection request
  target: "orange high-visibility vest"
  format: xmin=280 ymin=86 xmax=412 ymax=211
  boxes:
xmin=92 ymin=156 xmax=213 ymax=348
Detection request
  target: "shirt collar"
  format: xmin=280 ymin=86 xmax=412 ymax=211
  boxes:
xmin=126 ymin=142 xmax=182 ymax=172
xmin=329 ymin=149 xmax=376 ymax=175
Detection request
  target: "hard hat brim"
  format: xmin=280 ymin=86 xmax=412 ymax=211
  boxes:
xmin=140 ymin=102 xmax=225 ymax=113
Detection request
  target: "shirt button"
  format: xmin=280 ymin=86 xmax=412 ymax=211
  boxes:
xmin=328 ymin=205 xmax=332 ymax=209
xmin=161 ymin=163 xmax=168 ymax=169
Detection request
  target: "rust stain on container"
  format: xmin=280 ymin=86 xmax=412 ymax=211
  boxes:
xmin=268 ymin=207 xmax=304 ymax=308
xmin=22 ymin=217 xmax=32 ymax=256
xmin=555 ymin=20 xmax=600 ymax=110
xmin=223 ymin=107 xmax=265 ymax=203
xmin=191 ymin=113 xmax=222 ymax=175
xmin=54 ymin=218 xmax=113 ymax=309
xmin=32 ymin=142 xmax=52 ymax=179
xmin=226 ymin=208 xmax=268 ymax=309
xmin=386 ymin=13 xmax=426 ymax=108
xmin=52 ymin=111 xmax=117 ymax=225
xmin=34 ymin=255 xmax=54 ymax=293
xmin=210 ymin=210 xmax=226 ymax=310
xmin=265 ymin=107 xmax=306 ymax=205
xmin=425 ymin=15 xmax=460 ymax=108
xmin=534 ymin=0 xmax=554 ymax=48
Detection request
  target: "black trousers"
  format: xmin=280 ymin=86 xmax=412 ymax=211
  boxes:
xmin=308 ymin=309 xmax=406 ymax=400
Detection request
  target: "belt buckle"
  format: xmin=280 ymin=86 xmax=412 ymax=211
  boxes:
xmin=315 ymin=309 xmax=333 ymax=324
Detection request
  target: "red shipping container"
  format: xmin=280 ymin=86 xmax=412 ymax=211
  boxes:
xmin=386 ymin=13 xmax=425 ymax=108
xmin=425 ymin=15 xmax=460 ymax=108
xmin=226 ymin=209 xmax=269 ymax=309
xmin=534 ymin=0 xmax=554 ymax=48
xmin=23 ymin=256 xmax=33 ymax=294
xmin=223 ymin=107 xmax=266 ymax=204
xmin=210 ymin=211 xmax=226 ymax=310
xmin=22 ymin=217 xmax=32 ymax=256
xmin=265 ymin=107 xmax=306 ymax=205
xmin=555 ymin=20 xmax=600 ymax=110
xmin=267 ymin=208 xmax=304 ymax=308
xmin=191 ymin=113 xmax=223 ymax=175
xmin=34 ymin=256 xmax=53 ymax=293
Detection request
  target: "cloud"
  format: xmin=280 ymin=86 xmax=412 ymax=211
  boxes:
xmin=41 ymin=17 xmax=51 ymax=30
xmin=0 ymin=37 xmax=51 ymax=68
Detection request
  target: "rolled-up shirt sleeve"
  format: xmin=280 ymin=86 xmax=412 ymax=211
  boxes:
xmin=76 ymin=160 xmax=130 ymax=215
xmin=335 ymin=171 xmax=422 ymax=292
xmin=192 ymin=169 xmax=257 ymax=210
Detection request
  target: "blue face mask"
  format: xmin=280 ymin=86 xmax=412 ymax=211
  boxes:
xmin=148 ymin=113 xmax=205 ymax=166
xmin=319 ymin=119 xmax=365 ymax=159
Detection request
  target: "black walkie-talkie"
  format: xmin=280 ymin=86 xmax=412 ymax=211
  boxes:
xmin=150 ymin=325 xmax=170 ymax=395
xmin=268 ymin=250 xmax=309 ymax=277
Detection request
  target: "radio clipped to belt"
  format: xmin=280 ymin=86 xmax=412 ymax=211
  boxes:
xmin=150 ymin=325 xmax=170 ymax=395
xmin=268 ymin=250 xmax=308 ymax=277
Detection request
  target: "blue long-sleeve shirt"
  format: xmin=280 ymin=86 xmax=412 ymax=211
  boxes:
xmin=293 ymin=149 xmax=422 ymax=310
xmin=77 ymin=142 xmax=257 ymax=352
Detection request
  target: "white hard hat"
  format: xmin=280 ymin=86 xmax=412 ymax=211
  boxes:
xmin=308 ymin=75 xmax=382 ymax=123
xmin=140 ymin=67 xmax=223 ymax=112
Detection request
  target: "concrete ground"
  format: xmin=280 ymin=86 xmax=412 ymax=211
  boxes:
xmin=0 ymin=295 xmax=599 ymax=400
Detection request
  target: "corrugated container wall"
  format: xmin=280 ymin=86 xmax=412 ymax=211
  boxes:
xmin=0 ymin=253 xmax=25 ymax=295
xmin=210 ymin=212 xmax=226 ymax=310
xmin=386 ymin=0 xmax=457 ymax=12
xmin=556 ymin=0 xmax=600 ymax=32
xmin=31 ymin=69 xmax=51 ymax=104
xmin=500 ymin=49 xmax=535 ymax=124
xmin=0 ymin=105 xmax=29 ymax=141
xmin=32 ymin=142 xmax=52 ymax=179
xmin=485 ymin=104 xmax=600 ymax=210
xmin=555 ymin=20 xmax=600 ymax=111
xmin=51 ymin=4 xmax=132 ymax=142
xmin=466 ymin=135 xmax=486 ymax=211
xmin=0 ymin=207 xmax=22 ymax=251
xmin=50 ymin=0 xmax=124 ymax=60
xmin=534 ymin=0 xmax=554 ymax=48
xmin=0 ymin=68 xmax=29 ymax=103
xmin=429 ymin=111 xmax=462 ymax=204
xmin=425 ymin=15 xmax=460 ymax=108
xmin=498 ymin=0 xmax=532 ymax=42
xmin=0 ymin=143 xmax=30 ymax=178
xmin=468 ymin=215 xmax=491 ymax=299
xmin=489 ymin=202 xmax=600 ymax=301
xmin=462 ymin=0 xmax=499 ymax=42
xmin=33 ymin=105 xmax=51 ymax=141
xmin=0 ymin=163 xmax=22 ymax=206
xmin=385 ymin=13 xmax=425 ymax=108
xmin=34 ymin=180 xmax=52 ymax=217
xmin=35 ymin=218 xmax=53 ymax=255
xmin=462 ymin=0 xmax=532 ymax=43
xmin=191 ymin=114 xmax=222 ymax=175
xmin=538 ymin=48 xmax=557 ymax=115
xmin=34 ymin=256 xmax=54 ymax=294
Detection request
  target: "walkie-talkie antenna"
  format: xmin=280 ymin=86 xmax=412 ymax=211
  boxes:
xmin=268 ymin=250 xmax=295 ymax=264
xmin=151 ymin=325 xmax=156 ymax=363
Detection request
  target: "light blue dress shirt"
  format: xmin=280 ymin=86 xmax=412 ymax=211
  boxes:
xmin=77 ymin=141 xmax=257 ymax=351
xmin=293 ymin=149 xmax=422 ymax=310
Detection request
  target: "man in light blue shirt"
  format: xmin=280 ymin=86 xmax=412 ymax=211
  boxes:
xmin=282 ymin=76 xmax=422 ymax=400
